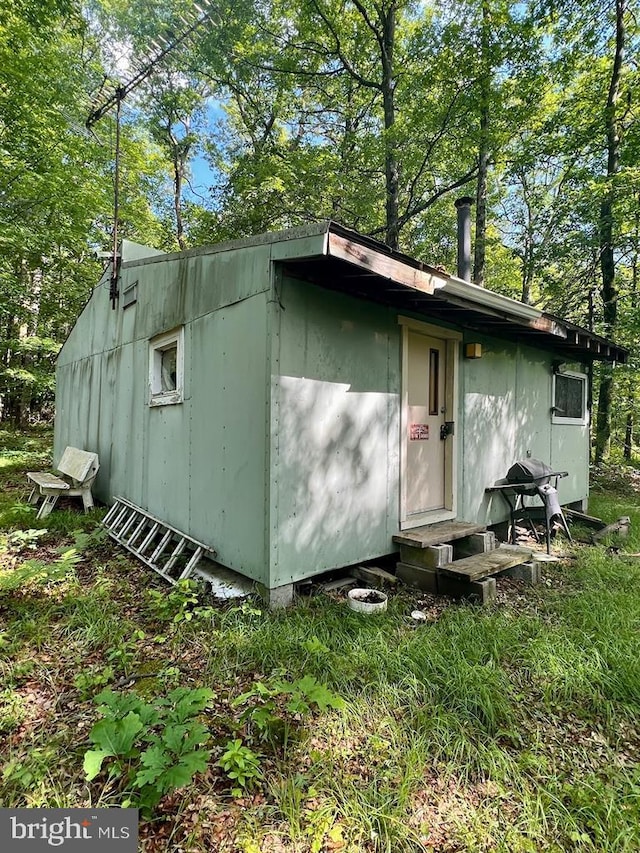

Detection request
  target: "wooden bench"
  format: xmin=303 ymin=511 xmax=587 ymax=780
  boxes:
xmin=27 ymin=447 xmax=100 ymax=519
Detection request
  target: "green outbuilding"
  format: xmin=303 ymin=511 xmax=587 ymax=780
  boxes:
xmin=55 ymin=221 xmax=626 ymax=602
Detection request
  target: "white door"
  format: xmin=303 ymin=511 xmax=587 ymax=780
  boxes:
xmin=400 ymin=321 xmax=459 ymax=528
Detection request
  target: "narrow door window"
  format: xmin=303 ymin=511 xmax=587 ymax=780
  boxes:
xmin=429 ymin=348 xmax=439 ymax=415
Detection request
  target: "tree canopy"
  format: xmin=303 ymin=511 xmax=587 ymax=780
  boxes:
xmin=0 ymin=0 xmax=638 ymax=455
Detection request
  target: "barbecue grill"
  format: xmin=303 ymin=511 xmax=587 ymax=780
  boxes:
xmin=486 ymin=459 xmax=573 ymax=553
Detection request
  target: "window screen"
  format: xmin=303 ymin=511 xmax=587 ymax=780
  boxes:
xmin=554 ymin=373 xmax=585 ymax=421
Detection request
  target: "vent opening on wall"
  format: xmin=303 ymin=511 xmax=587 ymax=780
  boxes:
xmin=123 ymin=281 xmax=138 ymax=308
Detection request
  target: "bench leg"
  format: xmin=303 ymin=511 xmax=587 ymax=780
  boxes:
xmin=37 ymin=495 xmax=59 ymax=519
xmin=81 ymin=490 xmax=95 ymax=513
xmin=28 ymin=487 xmax=39 ymax=505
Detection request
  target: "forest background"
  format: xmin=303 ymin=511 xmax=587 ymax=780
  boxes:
xmin=1 ymin=0 xmax=638 ymax=461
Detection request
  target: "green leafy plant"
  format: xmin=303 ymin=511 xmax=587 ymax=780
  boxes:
xmin=70 ymin=526 xmax=108 ymax=552
xmin=0 ymin=689 xmax=26 ymax=735
xmin=235 ymin=676 xmax=344 ymax=718
xmin=3 ymin=747 xmax=59 ymax=794
xmin=106 ymin=629 xmax=146 ymax=675
xmin=218 ymin=739 xmax=263 ymax=796
xmin=302 ymin=636 xmax=331 ymax=655
xmin=73 ymin=666 xmax=115 ymax=700
xmin=279 ymin=676 xmax=345 ymax=715
xmin=0 ymin=548 xmax=82 ymax=592
xmin=83 ymin=686 xmax=214 ymax=812
xmin=6 ymin=528 xmax=48 ymax=552
xmin=232 ymin=675 xmax=345 ymax=745
xmin=146 ymin=579 xmax=214 ymax=623
xmin=227 ymin=601 xmax=263 ymax=618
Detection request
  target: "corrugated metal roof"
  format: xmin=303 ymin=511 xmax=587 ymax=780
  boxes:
xmin=119 ymin=220 xmax=628 ymax=364
xmin=285 ymin=222 xmax=628 ymax=364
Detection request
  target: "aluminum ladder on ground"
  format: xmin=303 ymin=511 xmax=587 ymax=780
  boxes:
xmin=103 ymin=496 xmax=215 ymax=585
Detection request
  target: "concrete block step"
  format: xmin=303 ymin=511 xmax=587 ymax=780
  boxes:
xmin=396 ymin=561 xmax=497 ymax=604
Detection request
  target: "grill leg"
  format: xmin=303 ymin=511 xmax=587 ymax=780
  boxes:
xmin=558 ymin=513 xmax=572 ymax=543
xmin=509 ymin=496 xmax=519 ymax=544
xmin=544 ymin=510 xmax=551 ymax=554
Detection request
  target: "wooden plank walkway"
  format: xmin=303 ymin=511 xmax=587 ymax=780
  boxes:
xmin=438 ymin=548 xmax=533 ymax=582
xmin=393 ymin=520 xmax=486 ymax=549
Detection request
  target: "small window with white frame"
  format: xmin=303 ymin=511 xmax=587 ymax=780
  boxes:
xmin=552 ymin=370 xmax=587 ymax=425
xmin=149 ymin=327 xmax=184 ymax=406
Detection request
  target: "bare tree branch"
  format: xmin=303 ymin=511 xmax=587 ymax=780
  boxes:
xmin=399 ymin=166 xmax=479 ymax=227
xmin=308 ymin=0 xmax=381 ymax=90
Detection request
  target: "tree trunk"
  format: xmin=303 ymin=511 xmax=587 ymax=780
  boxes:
xmin=521 ymin=244 xmax=533 ymax=304
xmin=173 ymin=153 xmax=187 ymax=251
xmin=624 ymin=409 xmax=633 ymax=459
xmin=521 ymin=198 xmax=535 ymax=304
xmin=594 ymin=0 xmax=625 ymax=462
xmin=474 ymin=0 xmax=491 ymax=287
xmin=474 ymin=110 xmax=489 ymax=286
xmin=381 ymin=2 xmax=399 ymax=249
xmin=624 ymin=199 xmax=639 ymax=460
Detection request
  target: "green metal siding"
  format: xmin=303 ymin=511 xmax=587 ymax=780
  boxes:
xmin=56 ymin=235 xmax=592 ymax=591
xmin=187 ymin=298 xmax=269 ymax=582
xmin=460 ymin=335 xmax=588 ymax=525
xmin=56 ymin=246 xmax=272 ymax=585
xmin=268 ymin=276 xmax=400 ymax=586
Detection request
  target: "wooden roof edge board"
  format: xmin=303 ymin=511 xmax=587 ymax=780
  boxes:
xmin=326 ymin=221 xmax=453 ymax=277
xmin=327 ymin=232 xmax=447 ymax=295
xmin=528 ymin=315 xmax=567 ymax=338
xmin=544 ymin=312 xmax=629 ymax=362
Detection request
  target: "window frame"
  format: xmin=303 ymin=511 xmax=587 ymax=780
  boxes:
xmin=552 ymin=369 xmax=587 ymax=425
xmin=149 ymin=327 xmax=184 ymax=407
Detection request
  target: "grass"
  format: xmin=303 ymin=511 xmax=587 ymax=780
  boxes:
xmin=0 ymin=428 xmax=639 ymax=851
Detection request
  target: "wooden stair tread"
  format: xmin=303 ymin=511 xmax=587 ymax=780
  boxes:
xmin=393 ymin=521 xmax=486 ymax=549
xmin=438 ymin=547 xmax=533 ymax=582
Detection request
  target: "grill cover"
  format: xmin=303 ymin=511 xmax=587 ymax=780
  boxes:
xmin=506 ymin=459 xmax=554 ymax=486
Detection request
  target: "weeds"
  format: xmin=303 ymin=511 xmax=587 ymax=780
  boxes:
xmin=0 ymin=548 xmax=82 ymax=592
xmin=6 ymin=528 xmax=48 ymax=551
xmin=1 ymin=431 xmax=640 ymax=850
xmin=146 ymin=578 xmax=215 ymax=624
xmin=218 ymin=739 xmax=263 ymax=796
xmin=84 ymin=687 xmax=214 ymax=813
xmin=73 ymin=666 xmax=115 ymax=700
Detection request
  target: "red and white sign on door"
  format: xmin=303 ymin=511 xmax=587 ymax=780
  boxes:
xmin=410 ymin=423 xmax=429 ymax=440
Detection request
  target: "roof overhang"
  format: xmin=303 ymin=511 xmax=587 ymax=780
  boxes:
xmin=277 ymin=221 xmax=628 ymax=364
xmin=117 ymin=220 xmax=627 ymax=364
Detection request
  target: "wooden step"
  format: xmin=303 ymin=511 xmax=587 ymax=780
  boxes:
xmin=438 ymin=547 xmax=533 ymax=582
xmin=393 ymin=520 xmax=486 ymax=549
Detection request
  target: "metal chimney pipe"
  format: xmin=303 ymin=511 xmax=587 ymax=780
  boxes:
xmin=454 ymin=196 xmax=474 ymax=282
